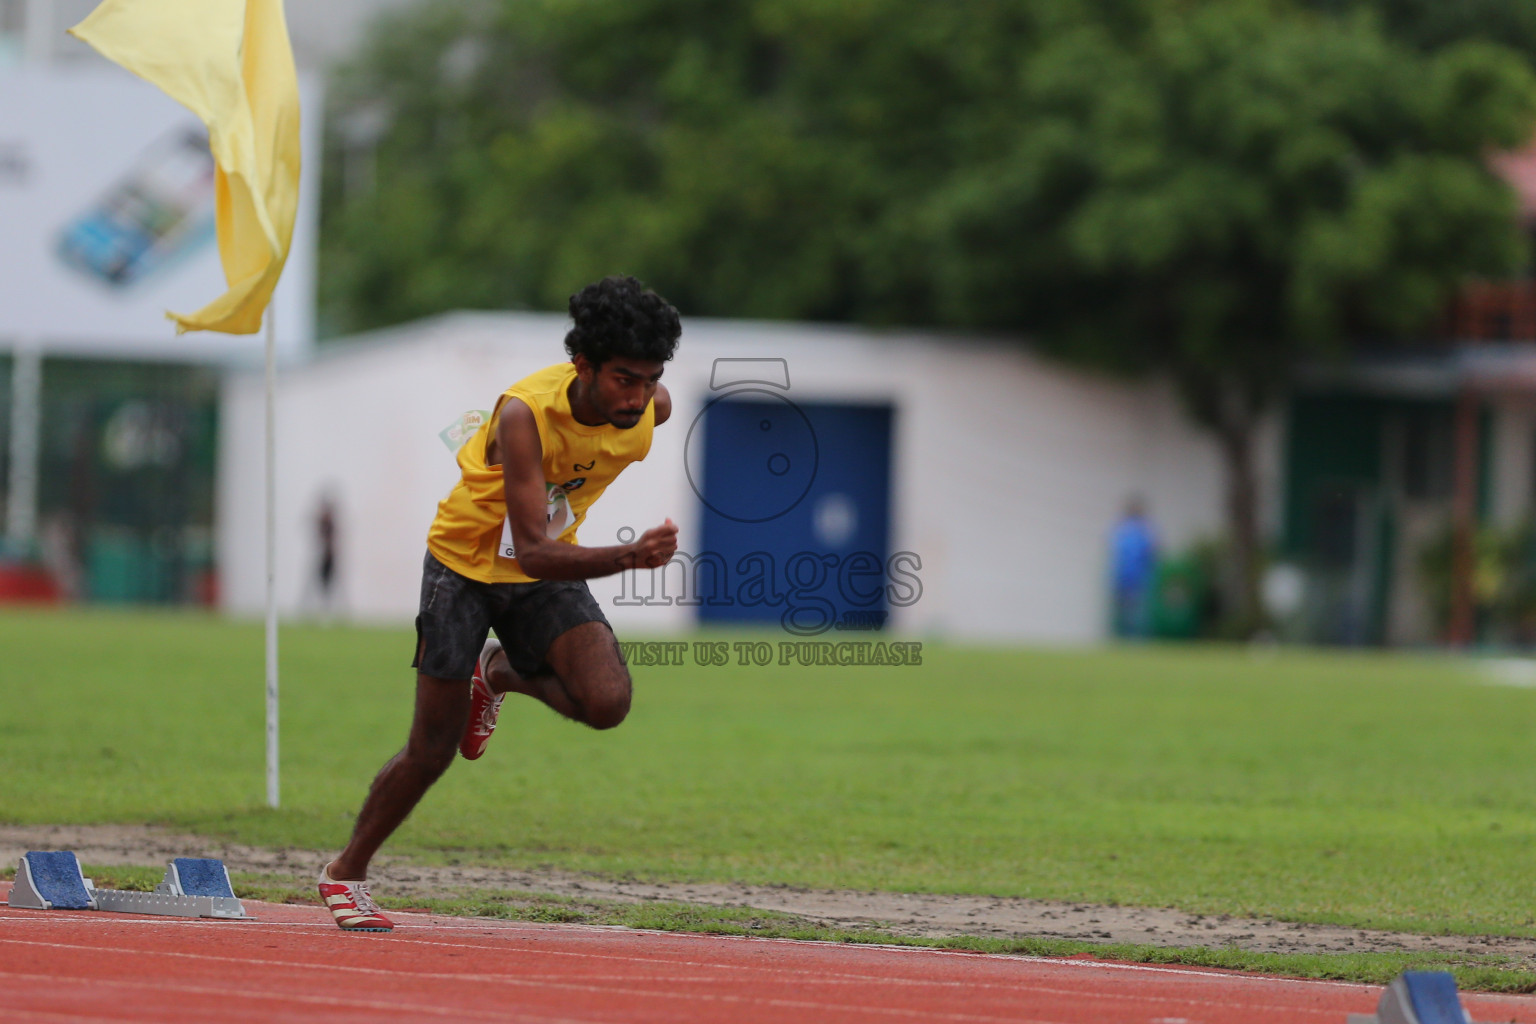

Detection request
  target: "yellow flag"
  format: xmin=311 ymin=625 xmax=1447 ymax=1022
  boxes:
xmin=69 ymin=0 xmax=300 ymax=335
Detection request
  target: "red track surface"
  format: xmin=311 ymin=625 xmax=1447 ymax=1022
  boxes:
xmin=5 ymin=883 xmax=1536 ymax=1024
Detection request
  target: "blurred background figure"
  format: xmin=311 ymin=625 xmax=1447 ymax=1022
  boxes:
xmin=1110 ymin=497 xmax=1158 ymax=640
xmin=305 ymin=490 xmax=342 ymax=620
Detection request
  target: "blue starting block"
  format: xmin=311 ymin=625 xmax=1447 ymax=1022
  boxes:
xmin=1348 ymin=971 xmax=1471 ymax=1024
xmin=7 ymin=851 xmax=247 ymax=919
xmin=161 ymin=857 xmax=238 ymax=900
xmin=8 ymin=851 xmax=96 ymax=911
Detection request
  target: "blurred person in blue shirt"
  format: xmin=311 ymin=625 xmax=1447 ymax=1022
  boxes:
xmin=1110 ymin=496 xmax=1158 ymax=639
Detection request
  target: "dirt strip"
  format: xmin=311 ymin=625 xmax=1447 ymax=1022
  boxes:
xmin=4 ymin=823 xmax=1533 ymax=968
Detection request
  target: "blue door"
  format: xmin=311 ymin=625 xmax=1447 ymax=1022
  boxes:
xmin=690 ymin=396 xmax=893 ymax=634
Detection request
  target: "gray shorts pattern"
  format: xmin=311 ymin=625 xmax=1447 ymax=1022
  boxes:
xmin=412 ymin=551 xmax=611 ymax=680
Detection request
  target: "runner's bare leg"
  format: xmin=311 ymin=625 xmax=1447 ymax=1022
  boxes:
xmin=330 ymin=621 xmax=628 ymax=880
xmin=328 ymin=674 xmax=468 ymax=881
xmin=486 ymin=620 xmax=630 ymax=729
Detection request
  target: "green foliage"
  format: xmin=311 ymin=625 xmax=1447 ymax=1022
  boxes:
xmin=950 ymin=3 xmax=1534 ymax=411
xmin=1311 ymin=0 xmax=1536 ymax=64
xmin=1418 ymin=520 xmax=1536 ymax=643
xmin=7 ymin=610 xmax=1536 ymax=940
xmin=323 ymin=0 xmax=1536 ymax=378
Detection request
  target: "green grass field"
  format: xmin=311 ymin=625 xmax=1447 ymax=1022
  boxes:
xmin=4 ymin=607 xmax=1534 ymax=940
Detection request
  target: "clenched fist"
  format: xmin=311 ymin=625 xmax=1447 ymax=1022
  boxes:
xmin=633 ymin=518 xmax=679 ymax=568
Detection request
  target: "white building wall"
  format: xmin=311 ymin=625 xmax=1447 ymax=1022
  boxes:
xmin=219 ymin=313 xmax=1243 ymax=643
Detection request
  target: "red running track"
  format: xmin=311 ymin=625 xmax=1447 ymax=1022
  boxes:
xmin=4 ymin=884 xmax=1536 ymax=1024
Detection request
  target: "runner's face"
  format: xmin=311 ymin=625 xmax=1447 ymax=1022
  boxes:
xmin=592 ymin=358 xmax=664 ymax=429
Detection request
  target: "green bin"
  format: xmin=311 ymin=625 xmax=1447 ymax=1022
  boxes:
xmin=1151 ymin=557 xmax=1206 ymax=639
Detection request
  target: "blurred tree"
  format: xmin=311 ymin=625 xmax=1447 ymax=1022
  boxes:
xmin=1309 ymin=0 xmax=1536 ymax=62
xmin=322 ymin=0 xmax=1007 ymax=326
xmin=926 ymin=2 xmax=1536 ymax=632
xmin=322 ymin=0 xmax=1536 ymax=633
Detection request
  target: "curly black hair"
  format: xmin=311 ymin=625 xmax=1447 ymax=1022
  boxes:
xmin=564 ymin=276 xmax=681 ymax=368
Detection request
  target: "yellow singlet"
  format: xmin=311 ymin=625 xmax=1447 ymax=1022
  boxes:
xmin=427 ymin=362 xmax=655 ymax=583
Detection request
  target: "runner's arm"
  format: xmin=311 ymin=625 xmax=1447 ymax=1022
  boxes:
xmin=499 ymin=399 xmax=676 ymax=580
xmin=654 ymin=384 xmax=671 ymax=426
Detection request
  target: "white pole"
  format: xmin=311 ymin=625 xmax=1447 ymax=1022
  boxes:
xmin=265 ymin=311 xmax=280 ymax=809
xmin=6 ymin=344 xmax=41 ymax=555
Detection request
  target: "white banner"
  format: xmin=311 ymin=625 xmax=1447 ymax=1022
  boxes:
xmin=0 ymin=67 xmax=319 ymax=364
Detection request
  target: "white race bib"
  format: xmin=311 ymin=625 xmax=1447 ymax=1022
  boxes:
xmin=500 ymin=484 xmax=574 ymax=559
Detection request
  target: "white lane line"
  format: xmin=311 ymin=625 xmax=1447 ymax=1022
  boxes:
xmin=1 ymin=1010 xmax=124 ymax=1024
xmin=0 ymin=968 xmax=596 ymax=1024
xmin=0 ymin=939 xmax=1073 ymax=1024
xmin=374 ymin=911 xmax=1392 ymax=991
xmin=0 ymin=900 xmax=1380 ymax=985
xmin=294 ymin=921 xmax=1388 ymax=995
xmin=6 ymin=902 xmax=1490 ymax=1010
xmin=0 ymin=930 xmax=1369 ymax=1020
xmin=375 ymin=939 xmax=1363 ymax=1020
xmin=0 ymin=909 xmax=1392 ymax=999
xmin=0 ymin=915 xmax=336 ymax=929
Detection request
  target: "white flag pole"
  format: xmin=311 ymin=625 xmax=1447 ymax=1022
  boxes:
xmin=264 ymin=309 xmax=280 ymax=809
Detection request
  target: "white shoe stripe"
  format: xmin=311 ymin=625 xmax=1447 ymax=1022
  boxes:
xmin=323 ymin=889 xmax=389 ymax=927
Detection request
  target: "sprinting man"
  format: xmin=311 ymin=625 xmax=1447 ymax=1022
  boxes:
xmin=318 ymin=275 xmax=682 ymax=931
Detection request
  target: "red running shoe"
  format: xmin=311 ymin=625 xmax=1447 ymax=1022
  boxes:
xmin=318 ymin=866 xmax=393 ymax=932
xmin=460 ymin=638 xmax=506 ymax=761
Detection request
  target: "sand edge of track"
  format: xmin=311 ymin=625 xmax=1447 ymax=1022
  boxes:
xmin=4 ymin=823 xmax=1531 ymax=968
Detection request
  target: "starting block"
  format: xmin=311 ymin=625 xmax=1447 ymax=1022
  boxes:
xmin=8 ymin=851 xmax=248 ymax=920
xmin=8 ymin=851 xmax=95 ymax=910
xmin=1347 ymin=971 xmax=1471 ymax=1024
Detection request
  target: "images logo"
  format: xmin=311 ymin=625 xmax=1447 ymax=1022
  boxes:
xmin=613 ymin=542 xmax=923 ymax=637
xmin=684 ymin=358 xmax=817 ymax=524
xmin=626 ymin=357 xmax=924 ymax=638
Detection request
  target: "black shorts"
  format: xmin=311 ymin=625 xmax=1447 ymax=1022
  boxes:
xmin=412 ymin=551 xmax=611 ymax=680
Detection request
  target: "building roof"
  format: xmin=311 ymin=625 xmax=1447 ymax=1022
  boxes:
xmin=1299 ymin=343 xmax=1536 ymax=398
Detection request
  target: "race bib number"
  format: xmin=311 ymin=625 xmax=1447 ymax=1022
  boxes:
xmin=500 ymin=484 xmax=573 ymax=559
